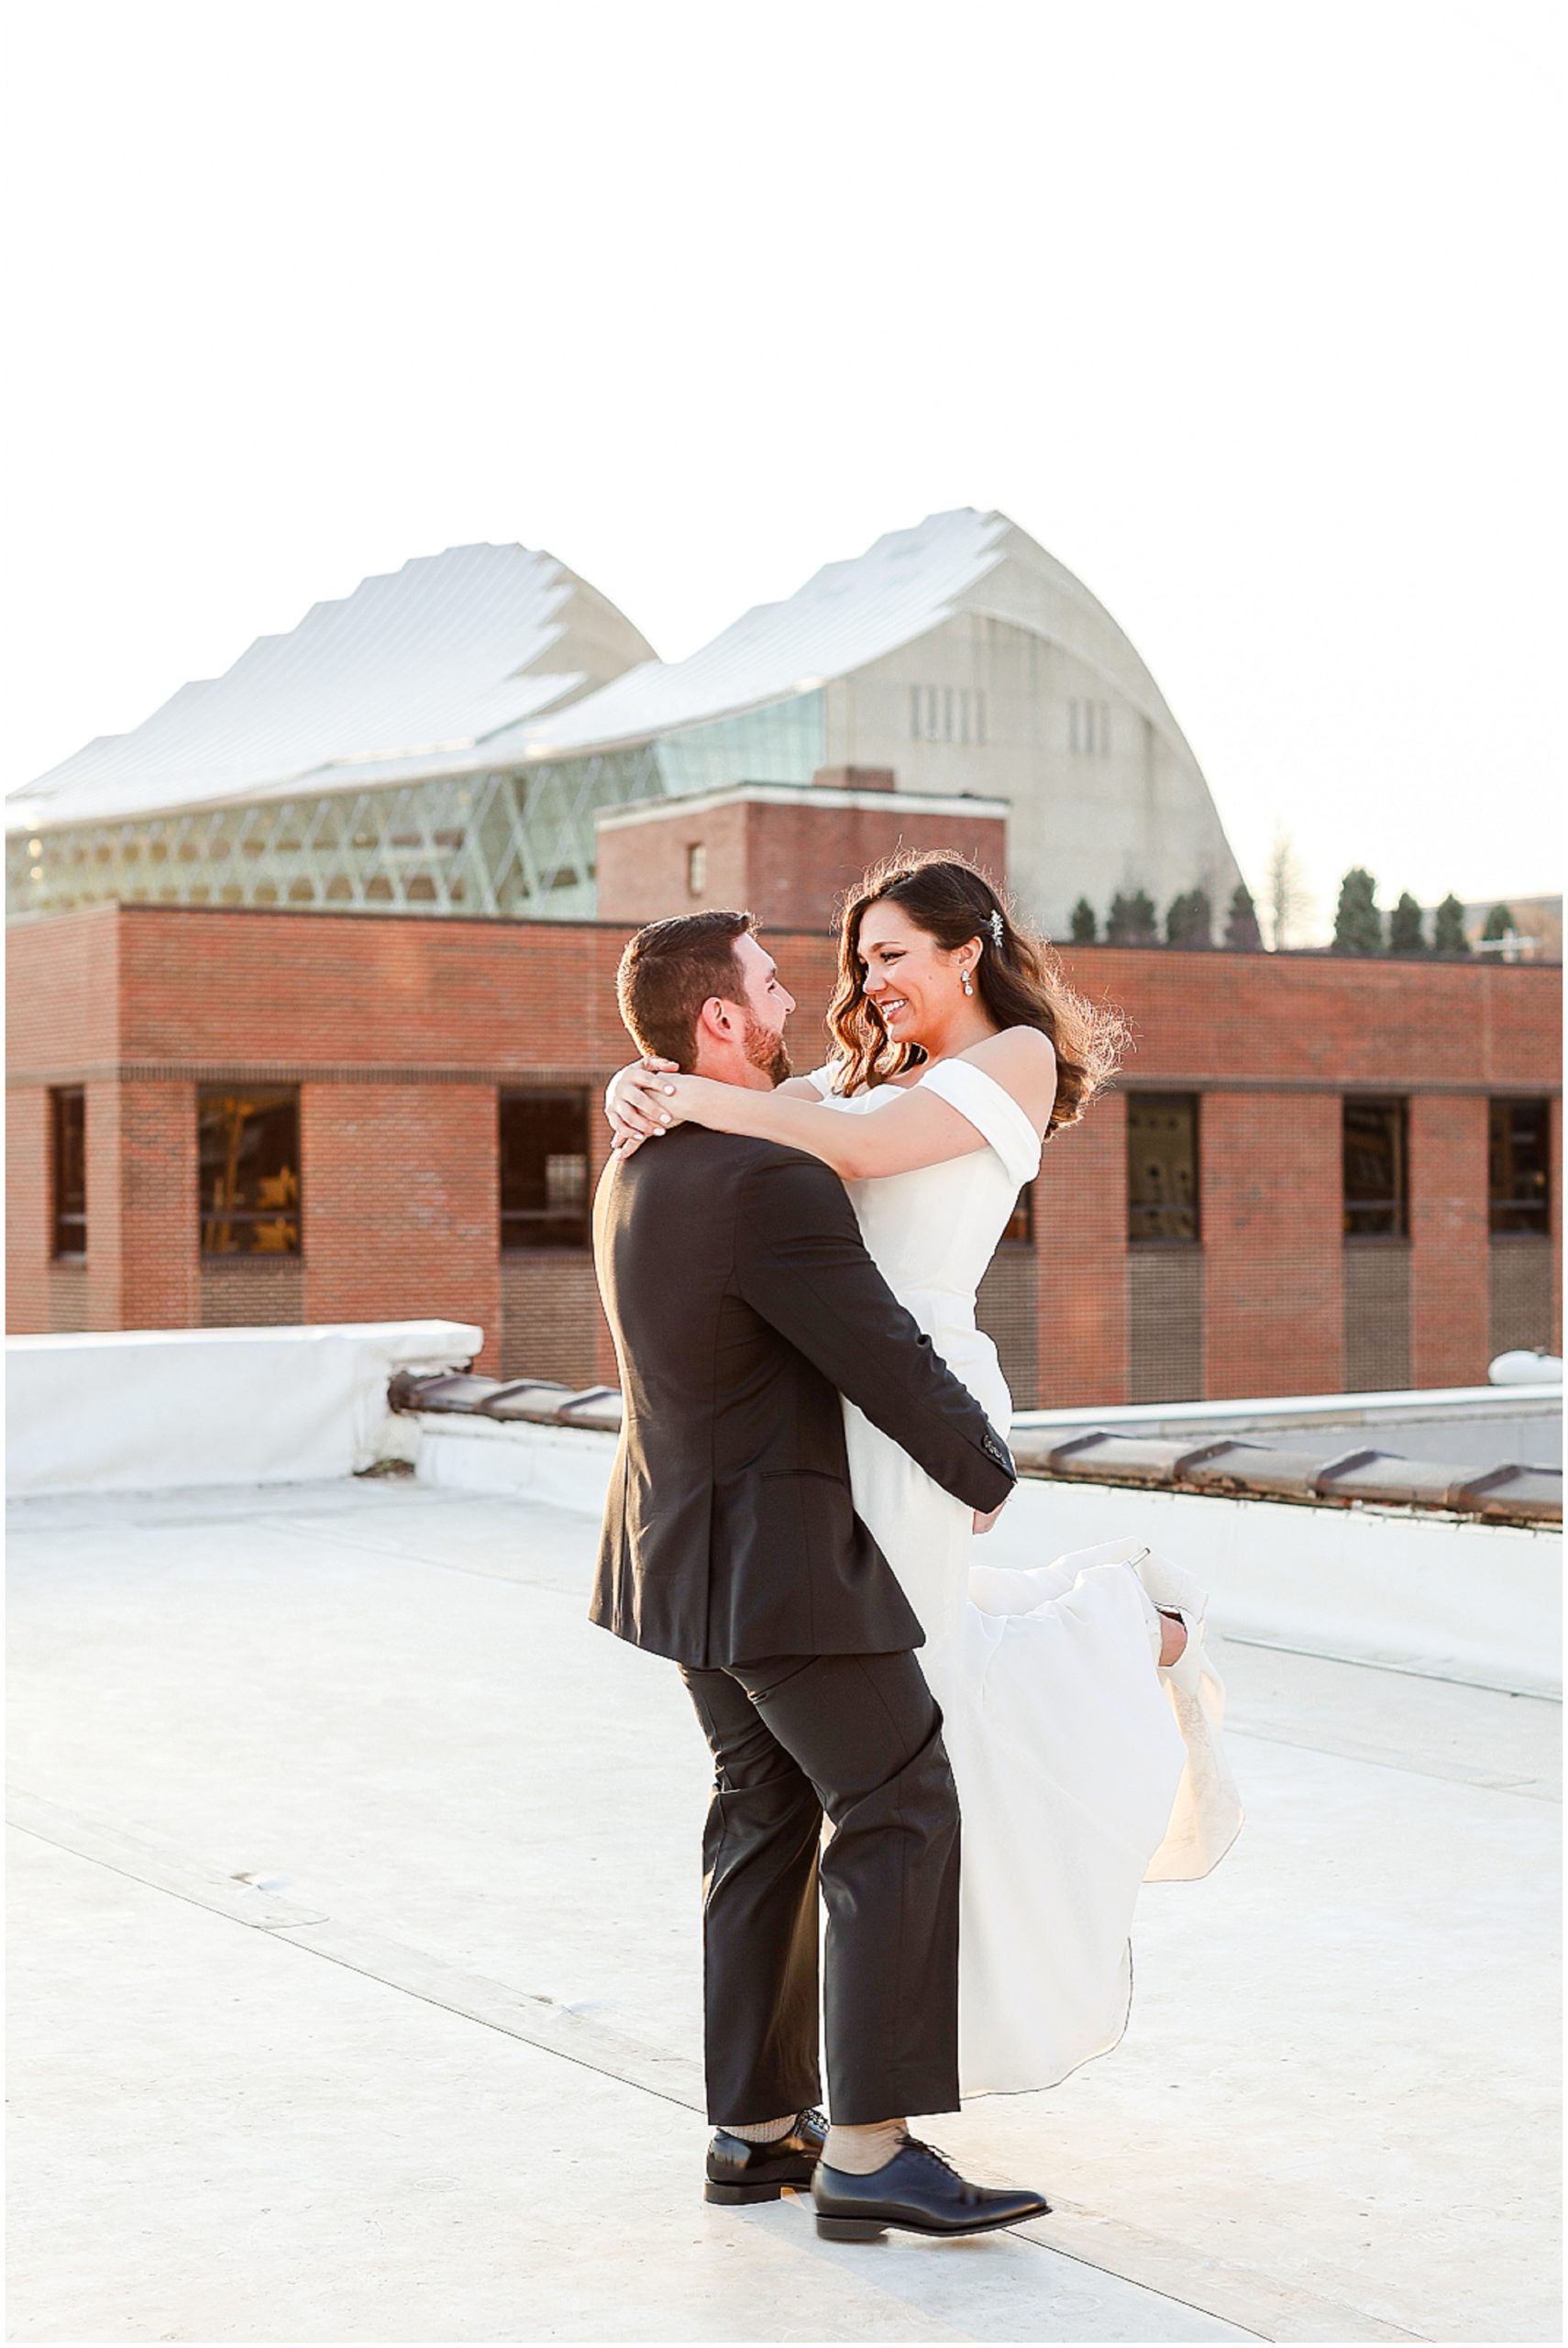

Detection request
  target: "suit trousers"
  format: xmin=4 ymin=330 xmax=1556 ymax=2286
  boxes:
xmin=679 ymin=1647 xmax=962 ymax=2127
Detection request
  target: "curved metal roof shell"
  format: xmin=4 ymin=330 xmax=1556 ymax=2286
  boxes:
xmin=6 ymin=545 xmax=656 ymax=834
xmin=491 ymin=506 xmax=1205 ymax=779
xmin=7 ymin=506 xmax=1205 ymax=832
xmin=500 ymin=506 xmax=1012 ymax=759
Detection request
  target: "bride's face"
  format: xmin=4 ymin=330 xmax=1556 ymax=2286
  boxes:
xmin=856 ymin=901 xmax=968 ymax=1048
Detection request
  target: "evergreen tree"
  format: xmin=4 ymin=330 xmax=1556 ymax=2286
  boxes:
xmin=1225 ymin=880 xmax=1264 ymax=950
xmin=1165 ymin=888 xmax=1213 ymax=947
xmin=1069 ymin=896 xmax=1097 ymax=943
xmin=1483 ymin=903 xmax=1514 ymax=941
xmin=1108 ymin=889 xmax=1158 ymax=946
xmin=1332 ymin=868 xmax=1384 ymax=956
xmin=1433 ymin=893 xmax=1470 ymax=954
xmin=1388 ymin=892 xmax=1427 ymax=955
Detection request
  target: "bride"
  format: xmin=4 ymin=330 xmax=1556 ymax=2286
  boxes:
xmin=606 ymin=849 xmax=1242 ymax=2095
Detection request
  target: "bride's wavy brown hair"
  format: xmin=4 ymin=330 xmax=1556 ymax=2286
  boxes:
xmin=825 ymin=849 xmax=1127 ymax=1135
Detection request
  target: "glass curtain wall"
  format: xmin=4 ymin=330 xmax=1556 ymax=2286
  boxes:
xmin=6 ymin=694 xmax=826 ymax=924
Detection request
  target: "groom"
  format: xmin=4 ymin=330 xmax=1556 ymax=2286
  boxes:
xmin=590 ymin=909 xmax=1050 ymax=2241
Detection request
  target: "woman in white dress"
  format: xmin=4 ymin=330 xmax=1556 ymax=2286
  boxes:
xmin=607 ymin=850 xmax=1241 ymax=2096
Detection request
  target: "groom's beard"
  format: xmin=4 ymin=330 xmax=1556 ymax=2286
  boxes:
xmin=742 ymin=1014 xmax=792 ymax=1087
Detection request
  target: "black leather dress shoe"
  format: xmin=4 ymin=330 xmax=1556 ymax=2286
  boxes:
xmin=704 ymin=2107 xmax=828 ymax=2204
xmin=812 ymin=2136 xmax=1050 ymax=2239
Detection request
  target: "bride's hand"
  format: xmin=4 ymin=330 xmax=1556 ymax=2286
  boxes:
xmin=606 ymin=1057 xmax=680 ymax=1157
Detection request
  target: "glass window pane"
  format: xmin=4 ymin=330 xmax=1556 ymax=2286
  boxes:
xmin=501 ymin=1091 xmax=591 ymax=1249
xmin=50 ymin=1087 xmax=86 ymax=1257
xmin=1343 ymin=1098 xmax=1407 ymax=1237
xmin=1489 ymin=1098 xmax=1551 ymax=1234
xmin=1128 ymin=1094 xmax=1199 ymax=1242
xmin=199 ymin=1087 xmax=301 ymax=1254
xmin=1001 ymin=1185 xmax=1033 ymax=1244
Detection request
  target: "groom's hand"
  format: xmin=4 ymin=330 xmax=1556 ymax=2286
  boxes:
xmin=973 ymin=1502 xmax=1007 ymax=1534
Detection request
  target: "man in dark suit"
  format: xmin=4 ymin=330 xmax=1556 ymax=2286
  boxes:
xmin=590 ymin=909 xmax=1049 ymax=2243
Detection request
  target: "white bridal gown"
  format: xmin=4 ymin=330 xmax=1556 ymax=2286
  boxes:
xmin=804 ymin=1055 xmax=1242 ymax=2097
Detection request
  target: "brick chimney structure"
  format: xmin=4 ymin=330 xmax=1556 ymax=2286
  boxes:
xmin=594 ymin=780 xmax=1010 ymax=932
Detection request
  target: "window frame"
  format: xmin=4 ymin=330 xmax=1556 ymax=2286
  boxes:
xmin=1126 ymin=1091 xmax=1202 ymax=1246
xmin=1488 ymin=1096 xmax=1552 ymax=1236
xmin=1342 ymin=1095 xmax=1409 ymax=1241
xmin=197 ymin=1084 xmax=303 ymax=1257
xmin=499 ymin=1087 xmax=592 ymax=1253
xmin=50 ymin=1085 xmax=86 ymax=1259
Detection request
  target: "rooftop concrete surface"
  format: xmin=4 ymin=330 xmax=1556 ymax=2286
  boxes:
xmin=6 ymin=1475 xmax=1561 ymax=2344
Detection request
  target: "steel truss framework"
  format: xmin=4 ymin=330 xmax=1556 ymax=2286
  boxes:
xmin=6 ymin=748 xmax=670 ymax=924
xmin=7 ymin=692 xmax=828 ymax=925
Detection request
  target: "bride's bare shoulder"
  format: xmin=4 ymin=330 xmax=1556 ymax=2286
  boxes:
xmin=956 ymin=1027 xmax=1057 ymax=1122
xmin=960 ymin=1026 xmax=1056 ymax=1073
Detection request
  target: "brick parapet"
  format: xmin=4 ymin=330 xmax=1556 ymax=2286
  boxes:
xmin=1409 ymin=1095 xmax=1492 ymax=1387
xmin=1033 ymin=1091 xmax=1129 ymax=1405
xmin=1202 ymin=1091 xmax=1344 ymax=1398
xmin=300 ymin=1081 xmax=502 ymax=1370
xmin=6 ymin=907 xmax=1561 ymax=1393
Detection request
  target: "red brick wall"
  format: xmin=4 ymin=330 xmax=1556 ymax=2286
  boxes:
xmin=1202 ymin=1091 xmax=1344 ymax=1398
xmin=1409 ymin=1094 xmax=1491 ymax=1388
xmin=116 ymin=1080 xmax=201 ymax=1329
xmin=6 ymin=905 xmax=122 ymax=1333
xmin=1033 ymin=1091 xmax=1129 ymax=1406
xmin=6 ymin=907 xmax=1561 ymax=1403
xmin=596 ymin=796 xmax=1007 ymax=933
xmin=300 ymin=1081 xmax=502 ymax=1369
xmin=6 ymin=1084 xmax=49 ymax=1332
xmin=500 ymin=1253 xmax=602 ymax=1383
xmin=82 ymin=1076 xmax=124 ymax=1329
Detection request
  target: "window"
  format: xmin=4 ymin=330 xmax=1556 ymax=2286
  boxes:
xmin=198 ymin=1087 xmax=301 ymax=1254
xmin=1489 ymin=1098 xmax=1551 ymax=1235
xmin=50 ymin=1087 xmax=86 ymax=1257
xmin=686 ymin=842 xmax=707 ymax=896
xmin=1001 ymin=1186 xmax=1033 ymax=1245
xmin=1343 ymin=1098 xmax=1408 ymax=1237
xmin=501 ymin=1091 xmax=591 ymax=1248
xmin=1128 ymin=1094 xmax=1199 ymax=1242
xmin=1068 ymin=698 xmax=1112 ymax=756
xmin=909 ymin=684 xmax=986 ymax=746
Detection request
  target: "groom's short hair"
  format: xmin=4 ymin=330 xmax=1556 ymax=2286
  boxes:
xmin=617 ymin=910 xmax=756 ymax=1069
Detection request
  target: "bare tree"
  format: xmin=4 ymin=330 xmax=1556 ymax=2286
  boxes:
xmin=1265 ymin=828 xmax=1310 ymax=951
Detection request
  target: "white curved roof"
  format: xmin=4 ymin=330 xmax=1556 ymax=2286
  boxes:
xmin=500 ymin=506 xmax=1012 ymax=758
xmin=6 ymin=544 xmax=655 ymax=833
xmin=7 ymin=506 xmax=1203 ymax=833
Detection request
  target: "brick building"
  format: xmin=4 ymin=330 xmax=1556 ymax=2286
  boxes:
xmin=8 ymin=884 xmax=1559 ymax=1406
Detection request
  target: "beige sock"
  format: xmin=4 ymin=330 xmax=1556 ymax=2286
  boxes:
xmin=824 ymin=2119 xmax=907 ymax=2174
xmin=723 ymin=2114 xmax=797 ymax=2143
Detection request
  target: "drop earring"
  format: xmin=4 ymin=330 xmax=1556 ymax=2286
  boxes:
xmin=961 ymin=967 xmax=974 ymax=997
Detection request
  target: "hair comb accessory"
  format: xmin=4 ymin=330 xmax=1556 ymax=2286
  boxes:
xmin=988 ymin=909 xmax=1004 ymax=947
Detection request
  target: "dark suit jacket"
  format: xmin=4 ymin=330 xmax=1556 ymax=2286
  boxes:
xmin=590 ymin=1124 xmax=1016 ymax=1667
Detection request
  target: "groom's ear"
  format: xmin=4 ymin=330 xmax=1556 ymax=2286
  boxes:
xmin=695 ymin=992 xmax=740 ymax=1045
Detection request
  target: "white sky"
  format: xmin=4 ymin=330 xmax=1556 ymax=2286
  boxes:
xmin=5 ymin=0 xmax=1562 ymax=940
